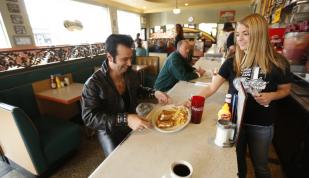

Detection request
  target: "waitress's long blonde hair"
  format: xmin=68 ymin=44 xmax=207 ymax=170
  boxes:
xmin=234 ymin=14 xmax=288 ymax=76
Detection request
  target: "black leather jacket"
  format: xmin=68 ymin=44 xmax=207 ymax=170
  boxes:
xmin=81 ymin=59 xmax=155 ymax=135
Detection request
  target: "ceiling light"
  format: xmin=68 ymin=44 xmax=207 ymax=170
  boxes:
xmin=173 ymin=0 xmax=181 ymax=14
xmin=173 ymin=8 xmax=181 ymax=14
xmin=185 ymin=3 xmax=189 ymax=6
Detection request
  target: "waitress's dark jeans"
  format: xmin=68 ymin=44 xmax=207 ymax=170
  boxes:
xmin=236 ymin=124 xmax=274 ymax=178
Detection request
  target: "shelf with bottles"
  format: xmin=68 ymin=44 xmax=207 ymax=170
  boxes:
xmin=266 ymin=0 xmax=308 ymax=25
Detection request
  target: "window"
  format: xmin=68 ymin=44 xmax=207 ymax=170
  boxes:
xmin=117 ymin=10 xmax=141 ymax=39
xmin=0 ymin=13 xmax=11 ymax=48
xmin=198 ymin=23 xmax=217 ymax=37
xmin=24 ymin=0 xmax=111 ymax=46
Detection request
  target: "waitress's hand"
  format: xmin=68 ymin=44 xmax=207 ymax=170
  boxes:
xmin=253 ymin=92 xmax=273 ymax=106
xmin=183 ymin=98 xmax=191 ymax=108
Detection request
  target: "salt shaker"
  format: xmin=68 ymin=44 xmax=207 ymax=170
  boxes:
xmin=64 ymin=77 xmax=70 ymax=86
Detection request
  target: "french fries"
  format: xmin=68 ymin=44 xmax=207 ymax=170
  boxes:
xmin=156 ymin=106 xmax=188 ymax=128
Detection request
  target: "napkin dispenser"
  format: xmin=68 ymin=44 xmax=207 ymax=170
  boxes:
xmin=214 ymin=120 xmax=236 ymax=147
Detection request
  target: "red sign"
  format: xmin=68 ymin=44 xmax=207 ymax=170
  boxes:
xmin=219 ymin=10 xmax=235 ymax=22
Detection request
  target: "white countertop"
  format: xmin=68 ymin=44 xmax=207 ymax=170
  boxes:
xmin=89 ymin=76 xmax=237 ymax=178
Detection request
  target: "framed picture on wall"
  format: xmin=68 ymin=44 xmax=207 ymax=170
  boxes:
xmin=14 ymin=25 xmax=26 ymax=34
xmin=7 ymin=3 xmax=20 ymax=13
xmin=10 ymin=15 xmax=23 ymax=24
xmin=14 ymin=35 xmax=32 ymax=45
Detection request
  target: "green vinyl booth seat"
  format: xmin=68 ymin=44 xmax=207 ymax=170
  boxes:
xmin=0 ymin=102 xmax=81 ymax=176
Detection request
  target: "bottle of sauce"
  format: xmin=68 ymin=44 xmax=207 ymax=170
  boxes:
xmin=225 ymin=94 xmax=232 ymax=114
xmin=55 ymin=75 xmax=61 ymax=88
xmin=218 ymin=103 xmax=231 ymax=121
xmin=218 ymin=94 xmax=232 ymax=121
xmin=50 ymin=75 xmax=56 ymax=89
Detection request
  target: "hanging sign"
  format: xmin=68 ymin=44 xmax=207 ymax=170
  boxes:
xmin=64 ymin=20 xmax=83 ymax=31
xmin=219 ymin=10 xmax=235 ymax=22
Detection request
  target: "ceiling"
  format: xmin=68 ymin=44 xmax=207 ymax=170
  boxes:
xmin=94 ymin=0 xmax=251 ymax=13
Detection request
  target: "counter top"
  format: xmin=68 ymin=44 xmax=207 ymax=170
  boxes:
xmin=89 ymin=77 xmax=237 ymax=178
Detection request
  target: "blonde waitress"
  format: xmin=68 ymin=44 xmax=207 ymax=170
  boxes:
xmin=188 ymin=14 xmax=292 ymax=178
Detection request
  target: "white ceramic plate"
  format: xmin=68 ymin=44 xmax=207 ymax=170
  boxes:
xmin=148 ymin=105 xmax=191 ymax=133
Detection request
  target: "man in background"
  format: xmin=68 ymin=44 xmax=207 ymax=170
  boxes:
xmin=222 ymin=22 xmax=235 ymax=58
xmin=154 ymin=40 xmax=205 ymax=92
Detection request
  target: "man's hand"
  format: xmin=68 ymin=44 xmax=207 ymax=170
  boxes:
xmin=127 ymin=114 xmax=151 ymax=131
xmin=154 ymin=91 xmax=171 ymax=104
xmin=197 ymin=67 xmax=206 ymax=77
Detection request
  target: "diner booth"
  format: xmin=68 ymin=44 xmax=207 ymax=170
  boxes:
xmin=0 ymin=45 xmax=104 ymax=176
xmin=0 ymin=0 xmax=308 ymax=178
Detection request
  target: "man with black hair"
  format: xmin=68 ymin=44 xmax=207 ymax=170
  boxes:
xmin=81 ymin=34 xmax=170 ymax=157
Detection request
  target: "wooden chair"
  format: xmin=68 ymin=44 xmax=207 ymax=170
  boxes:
xmin=149 ymin=52 xmax=168 ymax=70
xmin=135 ymin=56 xmax=160 ymax=87
xmin=135 ymin=56 xmax=160 ymax=76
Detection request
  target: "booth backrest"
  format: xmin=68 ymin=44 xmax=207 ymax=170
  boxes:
xmin=0 ymin=56 xmax=104 ymax=119
xmin=149 ymin=52 xmax=168 ymax=70
xmin=135 ymin=56 xmax=160 ymax=76
xmin=0 ymin=103 xmax=46 ymax=175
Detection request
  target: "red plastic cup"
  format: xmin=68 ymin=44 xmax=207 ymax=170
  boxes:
xmin=191 ymin=96 xmax=205 ymax=124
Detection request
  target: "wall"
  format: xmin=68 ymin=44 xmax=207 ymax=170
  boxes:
xmin=147 ymin=5 xmax=251 ymax=27
xmin=0 ymin=0 xmax=35 ymax=48
xmin=109 ymin=7 xmax=119 ymax=34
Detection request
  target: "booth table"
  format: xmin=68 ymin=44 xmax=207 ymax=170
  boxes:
xmin=32 ymin=74 xmax=84 ymax=120
xmin=34 ymin=83 xmax=84 ymax=105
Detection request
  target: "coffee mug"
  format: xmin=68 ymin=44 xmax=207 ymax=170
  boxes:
xmin=170 ymin=160 xmax=193 ymax=178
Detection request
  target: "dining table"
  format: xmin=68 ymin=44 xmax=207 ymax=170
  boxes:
xmin=34 ymin=82 xmax=84 ymax=120
xmin=89 ymin=70 xmax=237 ymax=178
xmin=34 ymin=83 xmax=84 ymax=105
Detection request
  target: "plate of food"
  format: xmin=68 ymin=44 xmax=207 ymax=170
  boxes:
xmin=149 ymin=105 xmax=191 ymax=133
